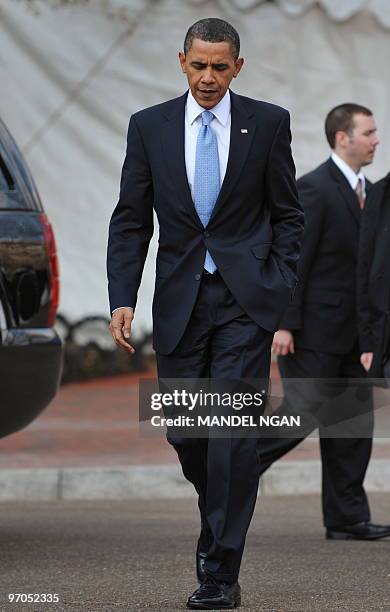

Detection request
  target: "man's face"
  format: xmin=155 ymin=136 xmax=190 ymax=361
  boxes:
xmin=338 ymin=113 xmax=380 ymax=168
xmin=179 ymin=38 xmax=244 ymax=109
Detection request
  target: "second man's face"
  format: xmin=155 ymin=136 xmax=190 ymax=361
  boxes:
xmin=347 ymin=113 xmax=380 ymax=167
xmin=179 ymin=38 xmax=244 ymax=109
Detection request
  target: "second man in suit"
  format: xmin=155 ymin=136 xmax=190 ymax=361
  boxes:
xmin=260 ymin=103 xmax=390 ymax=541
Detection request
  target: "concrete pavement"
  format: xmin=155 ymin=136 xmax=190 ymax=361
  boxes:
xmin=0 ymin=494 xmax=389 ymax=611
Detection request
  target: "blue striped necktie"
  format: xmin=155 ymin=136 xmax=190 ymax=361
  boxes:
xmin=194 ymin=110 xmax=220 ymax=273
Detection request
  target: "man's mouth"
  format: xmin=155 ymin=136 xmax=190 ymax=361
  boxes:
xmin=199 ymin=89 xmax=217 ymax=94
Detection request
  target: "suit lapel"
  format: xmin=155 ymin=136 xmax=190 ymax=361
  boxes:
xmin=160 ymin=93 xmax=202 ymax=228
xmin=209 ymin=91 xmax=256 ymax=223
xmin=328 ymin=158 xmax=361 ymax=226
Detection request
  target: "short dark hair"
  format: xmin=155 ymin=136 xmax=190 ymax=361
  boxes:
xmin=325 ymin=103 xmax=373 ymax=148
xmin=184 ymin=18 xmax=240 ymax=60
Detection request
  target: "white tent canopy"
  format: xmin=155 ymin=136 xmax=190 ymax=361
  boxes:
xmin=1 ymin=0 xmax=389 ymax=334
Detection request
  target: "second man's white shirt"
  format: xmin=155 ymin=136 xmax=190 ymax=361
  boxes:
xmin=331 ymin=152 xmax=366 ymax=197
xmin=185 ymin=89 xmax=231 ymax=199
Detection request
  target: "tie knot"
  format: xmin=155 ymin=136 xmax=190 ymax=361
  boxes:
xmin=201 ymin=111 xmax=214 ymax=126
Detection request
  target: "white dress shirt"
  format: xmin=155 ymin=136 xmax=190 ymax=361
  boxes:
xmin=331 ymin=152 xmax=366 ymax=197
xmin=113 ymin=91 xmax=232 ymax=312
xmin=185 ymin=89 xmax=231 ymax=197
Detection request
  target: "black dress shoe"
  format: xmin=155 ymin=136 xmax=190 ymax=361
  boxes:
xmin=196 ymin=541 xmax=207 ymax=584
xmin=326 ymin=521 xmax=390 ymax=541
xmin=187 ymin=577 xmax=241 ymax=609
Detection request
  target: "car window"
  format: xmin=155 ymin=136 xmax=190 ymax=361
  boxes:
xmin=0 ymin=153 xmax=28 ymax=209
xmin=0 ymin=154 xmax=14 ymax=192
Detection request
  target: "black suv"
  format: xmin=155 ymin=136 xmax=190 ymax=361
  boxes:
xmin=0 ymin=117 xmax=63 ymax=438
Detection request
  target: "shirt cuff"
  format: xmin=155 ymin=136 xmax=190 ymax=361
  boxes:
xmin=112 ymin=306 xmax=133 ymax=313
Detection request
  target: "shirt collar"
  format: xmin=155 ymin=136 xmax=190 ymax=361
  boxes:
xmin=331 ymin=152 xmax=365 ymax=193
xmin=186 ymin=89 xmax=231 ymax=127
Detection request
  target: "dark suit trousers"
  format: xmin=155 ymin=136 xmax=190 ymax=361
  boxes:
xmin=258 ymin=346 xmax=373 ymax=527
xmin=156 ymin=272 xmax=273 ymax=583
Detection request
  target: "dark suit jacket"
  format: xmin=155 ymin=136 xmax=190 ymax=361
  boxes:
xmin=358 ymin=173 xmax=390 ymax=375
xmin=107 ymin=90 xmax=303 ymax=355
xmin=281 ymin=158 xmax=371 ymax=355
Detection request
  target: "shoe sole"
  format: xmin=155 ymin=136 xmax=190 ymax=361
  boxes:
xmin=187 ymin=597 xmax=241 ymax=610
xmin=326 ymin=531 xmax=390 ymax=541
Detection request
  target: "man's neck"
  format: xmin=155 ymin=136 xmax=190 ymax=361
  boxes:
xmin=333 ymin=150 xmax=360 ymax=174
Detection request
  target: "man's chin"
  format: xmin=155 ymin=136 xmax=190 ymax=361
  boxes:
xmin=195 ymin=91 xmax=221 ymax=108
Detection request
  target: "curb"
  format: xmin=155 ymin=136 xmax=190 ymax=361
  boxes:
xmin=0 ymin=460 xmax=389 ymax=501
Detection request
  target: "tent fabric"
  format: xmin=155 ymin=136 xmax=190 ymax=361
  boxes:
xmin=1 ymin=0 xmax=389 ymax=334
xmin=13 ymin=0 xmax=390 ymax=28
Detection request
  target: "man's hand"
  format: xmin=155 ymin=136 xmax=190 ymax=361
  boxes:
xmin=360 ymin=352 xmax=373 ymax=372
xmin=272 ymin=329 xmax=295 ymax=356
xmin=109 ymin=307 xmax=135 ymax=353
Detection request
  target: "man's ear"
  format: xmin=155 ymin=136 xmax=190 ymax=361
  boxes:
xmin=336 ymin=130 xmax=349 ymax=150
xmin=179 ymin=51 xmax=187 ymax=74
xmin=233 ymin=57 xmax=244 ymax=78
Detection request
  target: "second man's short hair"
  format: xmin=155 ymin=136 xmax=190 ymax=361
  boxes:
xmin=325 ymin=103 xmax=373 ymax=148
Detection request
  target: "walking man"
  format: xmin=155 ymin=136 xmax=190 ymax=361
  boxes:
xmin=108 ymin=18 xmax=303 ymax=608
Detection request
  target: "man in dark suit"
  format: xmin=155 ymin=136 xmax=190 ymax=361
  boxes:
xmin=107 ymin=18 xmax=303 ymax=609
xmin=259 ymin=103 xmax=390 ymax=541
xmin=358 ymin=172 xmax=390 ymax=378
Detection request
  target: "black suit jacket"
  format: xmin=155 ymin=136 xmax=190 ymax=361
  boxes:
xmin=281 ymin=158 xmax=371 ymax=355
xmin=357 ymin=173 xmax=390 ymax=375
xmin=107 ymin=90 xmax=303 ymax=354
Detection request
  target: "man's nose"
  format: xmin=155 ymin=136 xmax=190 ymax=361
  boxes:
xmin=201 ymin=68 xmax=215 ymax=83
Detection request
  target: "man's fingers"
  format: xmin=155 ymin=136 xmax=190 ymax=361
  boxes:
xmin=122 ymin=312 xmax=132 ymax=339
xmin=115 ymin=334 xmax=135 ymax=353
xmin=360 ymin=352 xmax=373 ymax=372
xmin=272 ymin=330 xmax=294 ymax=356
xmin=109 ymin=311 xmax=135 ymax=354
xmin=110 ymin=323 xmax=135 ymax=353
xmin=272 ymin=342 xmax=286 ymax=356
xmin=272 ymin=341 xmax=294 ymax=356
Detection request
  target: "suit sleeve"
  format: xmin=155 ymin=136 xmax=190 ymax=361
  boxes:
xmin=265 ymin=111 xmax=304 ymax=292
xmin=107 ymin=115 xmax=154 ymax=312
xmin=357 ymin=194 xmax=378 ymax=352
xmin=279 ymin=177 xmax=325 ymax=330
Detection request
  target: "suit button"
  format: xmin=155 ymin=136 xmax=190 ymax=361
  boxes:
xmin=195 ymin=273 xmax=201 ymax=281
xmin=204 ymin=231 xmax=210 ymax=238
